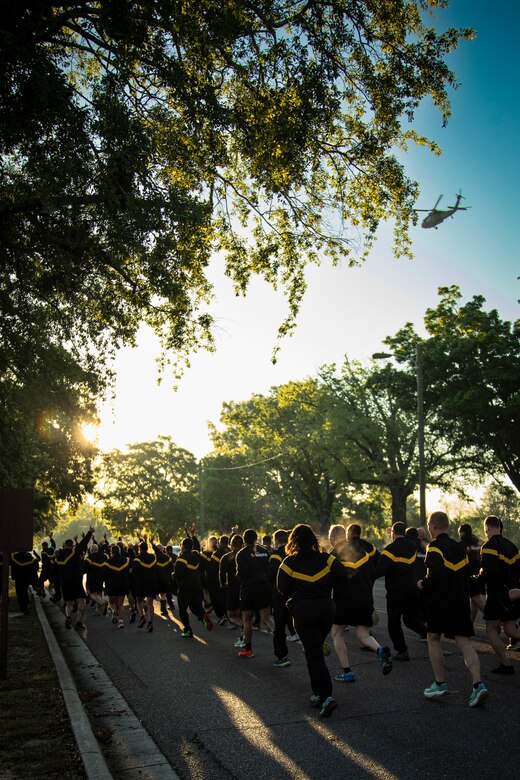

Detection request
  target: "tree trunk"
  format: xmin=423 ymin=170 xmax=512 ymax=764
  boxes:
xmin=389 ymin=484 xmax=411 ymax=524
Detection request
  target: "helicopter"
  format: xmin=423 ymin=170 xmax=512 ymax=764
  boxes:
xmin=414 ymin=191 xmax=470 ymax=229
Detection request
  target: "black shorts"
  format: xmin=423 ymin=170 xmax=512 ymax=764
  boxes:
xmin=334 ymin=601 xmax=373 ymax=628
xmin=483 ymin=594 xmax=520 ymax=622
xmin=226 ymin=581 xmax=240 ymax=612
xmin=426 ymin=607 xmax=474 ymax=637
xmin=61 ymin=581 xmax=87 ymax=602
xmin=240 ymin=581 xmax=271 ymax=612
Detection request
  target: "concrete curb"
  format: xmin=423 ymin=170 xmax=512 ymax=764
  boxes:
xmin=37 ymin=596 xmax=181 ymax=780
xmin=35 ymin=595 xmax=113 ymax=780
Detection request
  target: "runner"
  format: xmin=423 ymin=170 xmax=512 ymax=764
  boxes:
xmin=375 ymin=522 xmax=427 ymax=661
xmin=84 ymin=543 xmax=108 ymax=616
xmin=219 ymin=534 xmax=244 ymax=647
xmin=105 ymin=543 xmax=131 ymax=628
xmin=418 ymin=511 xmax=489 ymax=708
xmin=479 ymin=514 xmax=520 ymax=674
xmin=235 ymin=529 xmax=274 ymax=658
xmin=268 ymin=529 xmax=292 ymax=668
xmin=55 ymin=527 xmax=94 ymax=631
xmin=173 ymin=525 xmax=213 ymax=637
xmin=277 ymin=523 xmax=347 ymax=718
xmin=132 ymin=537 xmax=158 ymax=633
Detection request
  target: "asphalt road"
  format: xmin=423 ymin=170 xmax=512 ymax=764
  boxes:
xmin=79 ymin=581 xmax=520 ymax=780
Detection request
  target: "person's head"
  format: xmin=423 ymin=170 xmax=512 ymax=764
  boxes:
xmin=243 ymin=529 xmax=258 ymax=546
xmin=90 ymin=544 xmax=99 ymax=554
xmin=428 ymin=511 xmax=449 ymax=539
xmin=207 ymin=535 xmax=218 ymax=550
xmin=63 ymin=539 xmax=74 ymax=549
xmin=139 ymin=540 xmax=148 ymax=553
xmin=111 ymin=544 xmax=120 ymax=556
xmin=346 ymin=523 xmax=362 ymax=541
xmin=230 ymin=534 xmax=243 ymax=552
xmin=181 ymin=537 xmax=193 ymax=553
xmin=417 ymin=527 xmax=428 ymax=542
xmin=155 ymin=543 xmax=164 ymax=553
xmin=404 ymin=527 xmax=418 ymax=542
xmin=328 ymin=524 xmax=346 ymax=547
xmin=273 ymin=529 xmax=289 ymax=549
xmin=42 ymin=541 xmax=49 ymax=550
xmin=391 ymin=522 xmax=406 ymax=539
xmin=484 ymin=515 xmax=502 ymax=538
xmin=219 ymin=535 xmax=229 ymax=548
xmin=286 ymin=524 xmax=319 ymax=556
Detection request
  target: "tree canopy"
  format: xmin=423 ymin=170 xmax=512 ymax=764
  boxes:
xmin=385 ymin=286 xmax=520 ymax=492
xmin=2 ymin=1 xmax=472 ymax=379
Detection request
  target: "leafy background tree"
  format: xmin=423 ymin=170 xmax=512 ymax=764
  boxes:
xmin=95 ymin=437 xmax=198 ymax=540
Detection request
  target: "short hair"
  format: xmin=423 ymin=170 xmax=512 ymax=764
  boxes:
xmin=243 ymin=529 xmax=258 ymax=545
xmin=329 ymin=524 xmax=346 ymax=546
xmin=230 ymin=534 xmax=243 ymax=550
xmin=64 ymin=539 xmax=74 ymax=548
xmin=429 ymin=511 xmax=449 ymax=530
xmin=90 ymin=544 xmax=99 ymax=553
xmin=219 ymin=535 xmax=229 ymax=547
xmin=111 ymin=544 xmax=120 ymax=556
xmin=392 ymin=522 xmax=406 ymax=537
xmin=484 ymin=515 xmax=501 ymax=529
xmin=404 ymin=527 xmax=418 ymax=541
xmin=273 ymin=529 xmax=288 ymax=546
xmin=286 ymin=524 xmax=319 ymax=556
xmin=181 ymin=537 xmax=193 ymax=551
xmin=346 ymin=523 xmax=362 ymax=540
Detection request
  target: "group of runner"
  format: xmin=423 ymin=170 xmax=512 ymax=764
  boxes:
xmin=3 ymin=511 xmax=520 ymax=718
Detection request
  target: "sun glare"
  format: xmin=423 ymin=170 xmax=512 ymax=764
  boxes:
xmin=81 ymin=422 xmax=99 ymax=443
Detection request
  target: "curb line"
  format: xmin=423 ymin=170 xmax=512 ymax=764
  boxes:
xmin=35 ymin=596 xmax=113 ymax=780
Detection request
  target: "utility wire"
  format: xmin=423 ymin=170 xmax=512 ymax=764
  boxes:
xmin=201 ymin=453 xmax=284 ymax=472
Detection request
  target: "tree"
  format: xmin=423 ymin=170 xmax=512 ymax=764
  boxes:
xmin=2 ymin=1 xmax=473 ymax=383
xmin=95 ymin=437 xmax=198 ymax=540
xmin=318 ymin=358 xmax=486 ymax=523
xmin=209 ymin=381 xmax=341 ymax=531
xmin=385 ymin=286 xmax=520 ymax=491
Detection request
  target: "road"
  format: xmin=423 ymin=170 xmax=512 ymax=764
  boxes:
xmin=76 ymin=581 xmax=519 ymax=780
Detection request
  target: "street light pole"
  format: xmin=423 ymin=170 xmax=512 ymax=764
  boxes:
xmin=198 ymin=460 xmax=205 ymax=538
xmin=415 ymin=343 xmax=426 ymax=527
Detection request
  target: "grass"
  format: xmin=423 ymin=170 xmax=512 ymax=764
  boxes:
xmin=0 ymin=587 xmax=85 ymax=779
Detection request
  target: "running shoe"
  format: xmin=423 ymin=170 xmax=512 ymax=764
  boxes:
xmin=65 ymin=616 xmax=72 ymax=630
xmin=202 ymin=613 xmax=213 ymax=631
xmin=237 ymin=649 xmax=255 ymax=658
xmin=180 ymin=629 xmax=193 ymax=638
xmin=117 ymin=620 xmax=125 ymax=629
xmin=217 ymin=617 xmax=228 ymax=626
xmin=129 ymin=611 xmax=137 ymax=624
xmin=137 ymin=615 xmax=146 ymax=628
xmin=146 ymin=622 xmax=153 ymax=632
xmin=322 ymin=640 xmax=331 ymax=657
xmin=319 ymin=697 xmax=337 ymax=718
xmin=492 ymin=664 xmax=515 ymax=675
xmin=377 ymin=646 xmax=393 ymax=675
xmin=288 ymin=634 xmax=300 ymax=642
xmin=393 ymin=651 xmax=410 ymax=661
xmin=506 ymin=639 xmax=520 ymax=651
xmin=469 ymin=683 xmax=489 ymax=708
xmin=423 ymin=681 xmax=449 ymax=699
xmin=272 ymin=657 xmax=291 ymax=668
xmin=309 ymin=695 xmax=322 ymax=708
xmin=234 ymin=637 xmax=246 ymax=648
xmin=334 ymin=670 xmax=355 ymax=682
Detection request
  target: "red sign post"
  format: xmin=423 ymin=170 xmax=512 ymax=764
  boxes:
xmin=0 ymin=489 xmax=34 ymax=679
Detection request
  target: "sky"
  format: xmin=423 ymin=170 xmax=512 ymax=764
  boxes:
xmin=96 ymin=1 xmax=519 ymax=460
